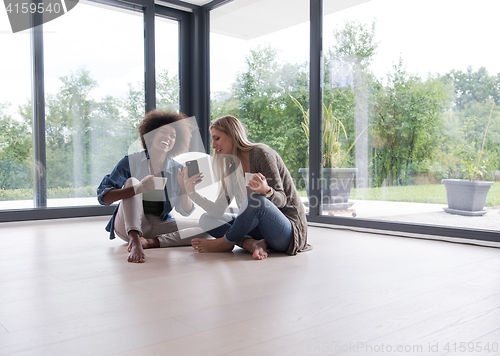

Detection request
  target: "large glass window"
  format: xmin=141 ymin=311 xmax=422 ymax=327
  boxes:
xmin=42 ymin=0 xmax=144 ymax=207
xmin=321 ymin=0 xmax=500 ymax=231
xmin=155 ymin=15 xmax=179 ymax=112
xmin=0 ymin=12 xmax=33 ymax=210
xmin=210 ymin=0 xmax=310 ymax=209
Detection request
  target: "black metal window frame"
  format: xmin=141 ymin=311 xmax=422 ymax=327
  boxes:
xmin=0 ymin=0 xmax=210 ymax=222
xmin=306 ymin=0 xmax=499 ymax=243
xmin=2 ymin=0 xmax=499 ymax=245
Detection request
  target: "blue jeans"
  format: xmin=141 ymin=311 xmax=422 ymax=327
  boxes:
xmin=198 ymin=193 xmax=293 ymax=252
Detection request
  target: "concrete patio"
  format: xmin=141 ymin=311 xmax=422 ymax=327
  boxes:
xmin=1 ymin=196 xmax=498 ymax=232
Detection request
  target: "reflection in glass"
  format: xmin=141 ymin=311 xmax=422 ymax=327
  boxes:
xmin=155 ymin=16 xmax=179 ymax=112
xmin=43 ymin=2 xmax=143 ymax=207
xmin=0 ymin=24 xmax=33 ymax=210
xmin=322 ymin=0 xmax=500 ymax=231
xmin=210 ymin=0 xmax=310 ymax=213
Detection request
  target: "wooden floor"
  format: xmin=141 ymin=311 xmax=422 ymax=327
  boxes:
xmin=1 ymin=217 xmax=500 ymax=356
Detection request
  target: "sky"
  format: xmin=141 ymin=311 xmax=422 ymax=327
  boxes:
xmin=1 ymin=0 xmax=500 ymax=120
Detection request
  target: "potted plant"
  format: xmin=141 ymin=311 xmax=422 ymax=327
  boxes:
xmin=442 ymin=103 xmax=495 ymax=216
xmin=291 ymin=95 xmax=366 ymax=212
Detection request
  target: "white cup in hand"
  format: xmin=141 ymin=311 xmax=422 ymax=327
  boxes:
xmin=152 ymin=177 xmax=167 ymax=190
xmin=245 ymin=173 xmax=255 ymax=186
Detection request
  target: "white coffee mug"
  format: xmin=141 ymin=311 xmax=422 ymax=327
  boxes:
xmin=245 ymin=173 xmax=255 ymax=186
xmin=152 ymin=177 xmax=167 ymax=190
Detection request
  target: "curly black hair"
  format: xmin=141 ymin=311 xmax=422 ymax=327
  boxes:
xmin=137 ymin=110 xmax=194 ymax=157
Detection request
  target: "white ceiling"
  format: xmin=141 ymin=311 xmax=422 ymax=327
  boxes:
xmin=182 ymin=0 xmax=212 ymax=4
xmin=174 ymin=0 xmax=372 ymax=40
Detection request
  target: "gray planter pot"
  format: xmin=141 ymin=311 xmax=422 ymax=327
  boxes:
xmin=299 ymin=168 xmax=358 ymax=211
xmin=441 ymin=179 xmax=494 ymax=216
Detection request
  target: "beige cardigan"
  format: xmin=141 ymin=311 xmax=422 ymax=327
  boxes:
xmin=188 ymin=145 xmax=309 ymax=255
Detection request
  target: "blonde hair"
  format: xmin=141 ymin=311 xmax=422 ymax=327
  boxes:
xmin=210 ymin=115 xmax=260 ymax=201
xmin=210 ymin=115 xmax=259 ymax=155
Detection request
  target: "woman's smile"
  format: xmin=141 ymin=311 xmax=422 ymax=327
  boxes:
xmin=152 ymin=125 xmax=176 ymax=153
xmin=211 ymin=128 xmax=233 ymax=155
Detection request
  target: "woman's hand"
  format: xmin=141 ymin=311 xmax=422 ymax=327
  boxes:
xmin=248 ymin=173 xmax=271 ymax=195
xmin=179 ymin=167 xmax=203 ymax=194
xmin=177 ymin=167 xmax=187 ymax=192
xmin=133 ymin=175 xmax=155 ymax=195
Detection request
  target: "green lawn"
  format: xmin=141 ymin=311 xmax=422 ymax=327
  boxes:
xmin=298 ymin=182 xmax=500 ymax=207
xmin=0 ymin=186 xmax=97 ymax=201
xmin=2 ymin=182 xmax=500 ymax=208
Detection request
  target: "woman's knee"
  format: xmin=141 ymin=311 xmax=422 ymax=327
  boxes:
xmin=123 ymin=177 xmax=140 ymax=189
xmin=243 ymin=192 xmax=267 ymax=212
xmin=199 ymin=212 xmax=217 ymax=231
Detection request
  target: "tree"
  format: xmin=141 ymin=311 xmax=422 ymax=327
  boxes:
xmin=2 ymin=67 xmax=183 ymax=199
xmin=441 ymin=66 xmax=500 ymax=111
xmin=324 ymin=20 xmax=379 ymax=186
xmin=0 ymin=102 xmax=32 ymax=190
xmin=88 ymin=95 xmax=132 ymax=186
xmin=327 ymin=20 xmax=379 ymax=71
xmin=234 ymin=45 xmax=282 ymax=142
xmin=125 ymin=68 xmax=178 ymax=135
xmin=437 ymin=67 xmax=500 ymax=179
xmin=156 ymin=69 xmax=179 ymax=112
xmin=43 ymin=68 xmax=97 ymax=190
xmin=373 ymin=59 xmax=449 ymax=186
xmin=232 ymin=44 xmax=309 ymax=182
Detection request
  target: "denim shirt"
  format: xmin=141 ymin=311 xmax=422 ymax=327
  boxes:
xmin=97 ymin=150 xmax=195 ymax=239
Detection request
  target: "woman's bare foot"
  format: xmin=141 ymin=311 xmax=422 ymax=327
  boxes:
xmin=127 ymin=239 xmax=145 ymax=263
xmin=191 ymin=238 xmax=234 ymax=253
xmin=127 ymin=231 xmax=145 ymax=263
xmin=241 ymin=238 xmax=268 ymax=260
xmin=127 ymin=235 xmax=159 ymax=253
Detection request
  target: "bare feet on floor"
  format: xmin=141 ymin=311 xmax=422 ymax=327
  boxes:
xmin=127 ymin=237 xmax=159 ymax=252
xmin=127 ymin=240 xmax=145 ymax=263
xmin=191 ymin=237 xmax=234 ymax=253
xmin=241 ymin=238 xmax=268 ymax=260
xmin=127 ymin=232 xmax=145 ymax=263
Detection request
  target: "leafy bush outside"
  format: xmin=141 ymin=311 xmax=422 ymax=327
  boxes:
xmin=0 ymin=186 xmax=97 ymax=201
xmin=1 ymin=21 xmax=499 ymax=205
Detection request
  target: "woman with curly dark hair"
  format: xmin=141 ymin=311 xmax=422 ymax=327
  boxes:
xmin=97 ymin=110 xmax=209 ymax=263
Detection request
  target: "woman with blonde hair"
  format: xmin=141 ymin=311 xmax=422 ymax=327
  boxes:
xmin=186 ymin=115 xmax=310 ymax=259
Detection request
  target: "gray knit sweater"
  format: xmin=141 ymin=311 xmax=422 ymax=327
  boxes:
xmin=188 ymin=144 xmax=309 ymax=255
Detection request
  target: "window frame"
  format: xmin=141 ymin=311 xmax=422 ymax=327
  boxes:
xmin=1 ymin=0 xmax=499 ymax=245
xmin=0 ymin=0 xmax=209 ymax=222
